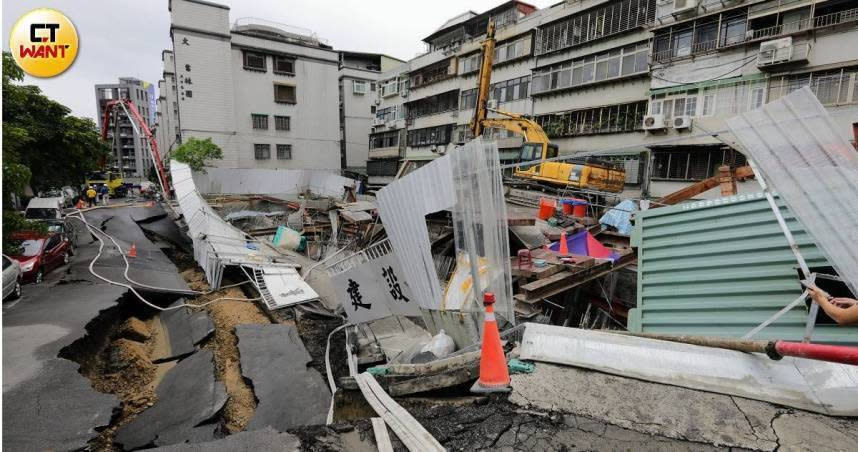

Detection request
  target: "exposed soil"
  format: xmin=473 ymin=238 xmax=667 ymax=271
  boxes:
xmin=199 ymin=282 xmax=271 ymax=433
xmin=59 ymin=292 xmax=169 ymax=451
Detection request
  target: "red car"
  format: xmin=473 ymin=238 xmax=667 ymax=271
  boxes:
xmin=7 ymin=232 xmax=71 ymax=284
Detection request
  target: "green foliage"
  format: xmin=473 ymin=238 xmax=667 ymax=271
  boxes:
xmin=2 ymin=210 xmax=49 ymax=255
xmin=171 ymin=137 xmax=223 ymax=173
xmin=1 ymin=51 xmax=109 ymax=197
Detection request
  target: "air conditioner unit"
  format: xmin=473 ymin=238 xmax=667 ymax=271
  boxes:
xmin=400 ymin=89 xmax=409 ymax=98
xmin=673 ymin=116 xmax=692 ymax=130
xmin=673 ymin=0 xmax=698 ymax=15
xmin=373 ymin=98 xmax=381 ymax=105
xmin=758 ymin=37 xmax=793 ymax=66
xmin=642 ymin=114 xmax=666 ymax=131
xmin=486 ymin=99 xmax=498 ymax=110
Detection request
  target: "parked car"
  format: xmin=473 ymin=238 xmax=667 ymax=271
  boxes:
xmin=42 ymin=189 xmax=71 ymax=208
xmin=24 ymin=197 xmax=64 ymax=220
xmin=2 ymin=255 xmax=22 ymax=300
xmin=7 ymin=232 xmax=71 ymax=284
xmin=43 ymin=219 xmax=77 ymax=255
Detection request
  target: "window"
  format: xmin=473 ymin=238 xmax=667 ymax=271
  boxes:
xmin=371 ymin=83 xmax=376 ymax=92
xmin=380 ymin=78 xmax=399 ymax=97
xmin=276 ymin=144 xmax=292 ymax=160
xmin=251 ymin=114 xmax=268 ymax=130
xmin=46 ymin=235 xmax=61 ymax=250
xmin=406 ymin=124 xmax=454 ymax=146
xmin=273 ymin=56 xmax=294 ymax=75
xmin=410 ymin=60 xmax=452 ymax=88
xmin=536 ymin=0 xmax=656 ymax=55
xmin=720 ymin=15 xmax=747 ymax=47
xmin=353 ymin=80 xmax=368 ymax=94
xmin=375 ymin=106 xmax=400 ymax=122
xmin=274 ymin=84 xmax=296 ymax=103
xmin=370 ymin=130 xmax=400 ymax=149
xmin=702 ymin=92 xmax=716 ymax=116
xmin=244 ymin=51 xmax=266 ymax=71
xmin=493 ymin=36 xmax=529 ymax=64
xmin=460 ymin=54 xmax=482 ymax=73
xmin=254 ymin=144 xmax=270 ymax=159
xmin=532 ymin=42 xmax=648 ymax=94
xmin=650 ymin=100 xmax=662 ymax=115
xmin=534 ymin=100 xmax=648 ymax=137
xmin=652 ymin=148 xmax=746 ymax=180
xmin=405 ymin=90 xmax=459 ymax=119
xmin=750 ymin=87 xmax=765 ymax=110
xmin=275 ymin=115 xmax=290 ymax=131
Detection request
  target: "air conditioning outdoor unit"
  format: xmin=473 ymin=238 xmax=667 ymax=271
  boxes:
xmin=758 ymin=37 xmax=793 ymax=66
xmin=400 ymin=89 xmax=409 ymax=98
xmin=673 ymin=0 xmax=698 ymax=15
xmin=642 ymin=114 xmax=666 ymax=131
xmin=373 ymin=98 xmax=381 ymax=105
xmin=673 ymin=116 xmax=692 ymax=130
xmin=486 ymin=99 xmax=498 ymax=110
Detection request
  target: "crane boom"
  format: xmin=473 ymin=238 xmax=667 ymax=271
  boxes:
xmin=100 ymin=99 xmax=170 ymax=199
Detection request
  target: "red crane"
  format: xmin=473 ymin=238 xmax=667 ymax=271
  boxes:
xmin=100 ymin=99 xmax=170 ymax=198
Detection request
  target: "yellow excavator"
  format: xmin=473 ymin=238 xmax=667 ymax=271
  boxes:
xmin=470 ymin=21 xmax=626 ymax=193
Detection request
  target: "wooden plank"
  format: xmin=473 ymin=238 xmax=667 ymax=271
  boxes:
xmin=372 ymin=418 xmax=394 ymax=452
xmin=354 ymin=373 xmax=446 ymax=452
xmin=517 ymin=252 xmax=637 ymax=302
xmin=387 ymin=362 xmax=480 ymax=397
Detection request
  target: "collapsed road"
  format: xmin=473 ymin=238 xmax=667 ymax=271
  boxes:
xmin=3 ymin=176 xmax=856 ymax=450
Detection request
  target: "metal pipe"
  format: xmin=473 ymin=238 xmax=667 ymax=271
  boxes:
xmin=609 ymin=331 xmax=858 ymax=366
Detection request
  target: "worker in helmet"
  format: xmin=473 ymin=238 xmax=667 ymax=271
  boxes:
xmin=86 ymin=186 xmax=97 ymax=207
xmin=807 ymin=286 xmax=858 ymax=325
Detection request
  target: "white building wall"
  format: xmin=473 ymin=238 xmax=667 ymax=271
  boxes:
xmin=341 ymin=70 xmax=378 ymax=171
xmin=168 ymin=0 xmax=340 ymax=170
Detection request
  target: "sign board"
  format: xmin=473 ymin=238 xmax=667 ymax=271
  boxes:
xmin=329 ymin=243 xmax=421 ymax=324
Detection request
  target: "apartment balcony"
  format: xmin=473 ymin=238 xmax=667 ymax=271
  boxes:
xmin=652 ymin=7 xmax=857 ymax=65
xmin=757 ymin=42 xmax=810 ymax=70
xmin=368 ymin=146 xmax=402 ymax=159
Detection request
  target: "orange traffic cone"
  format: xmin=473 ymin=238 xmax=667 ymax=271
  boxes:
xmin=471 ymin=292 xmax=511 ymax=393
xmin=75 ymin=199 xmax=86 ymax=209
xmin=128 ymin=243 xmax=137 ymax=258
xmin=558 ymin=230 xmax=569 ymax=255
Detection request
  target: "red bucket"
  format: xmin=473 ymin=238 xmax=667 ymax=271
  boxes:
xmin=538 ymin=198 xmax=556 ymax=220
xmin=563 ymin=198 xmax=588 ymax=217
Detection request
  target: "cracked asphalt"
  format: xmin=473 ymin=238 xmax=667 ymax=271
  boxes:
xmin=2 ymin=205 xmax=188 ymax=451
xmin=508 ymin=362 xmax=858 ymax=451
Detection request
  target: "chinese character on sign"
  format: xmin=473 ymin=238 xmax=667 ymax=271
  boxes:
xmin=185 ymin=64 xmax=191 ymax=72
xmin=382 ymin=266 xmax=410 ymax=302
xmin=182 ymin=37 xmax=190 ymax=45
xmin=347 ymin=279 xmax=372 ymax=310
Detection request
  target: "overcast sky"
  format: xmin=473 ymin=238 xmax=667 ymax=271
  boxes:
xmin=3 ymin=0 xmax=552 ymax=120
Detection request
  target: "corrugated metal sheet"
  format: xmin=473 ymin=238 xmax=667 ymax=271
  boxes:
xmin=630 ymin=193 xmax=857 ymax=345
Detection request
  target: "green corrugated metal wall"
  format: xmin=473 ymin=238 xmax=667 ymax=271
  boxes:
xmin=629 ymin=193 xmax=857 ymax=345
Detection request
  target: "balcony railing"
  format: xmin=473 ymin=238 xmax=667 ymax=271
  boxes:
xmin=653 ymin=7 xmax=858 ymax=65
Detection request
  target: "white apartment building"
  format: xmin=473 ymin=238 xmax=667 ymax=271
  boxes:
xmin=338 ymin=51 xmax=404 ymax=178
xmin=94 ymin=77 xmax=157 ymax=181
xmin=156 ymin=50 xmax=181 ymax=163
xmin=643 ymin=0 xmax=858 ymax=198
xmin=368 ymin=0 xmax=661 ymax=194
xmin=162 ymin=0 xmax=341 ymax=170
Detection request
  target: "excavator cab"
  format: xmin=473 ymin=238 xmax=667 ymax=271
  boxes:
xmin=516 ymin=142 xmax=558 ymax=175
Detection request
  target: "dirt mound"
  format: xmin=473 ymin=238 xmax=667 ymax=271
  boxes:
xmin=204 ymin=288 xmax=270 ymax=432
xmin=116 ymin=316 xmax=151 ymax=342
xmin=181 ymin=268 xmax=211 ymax=292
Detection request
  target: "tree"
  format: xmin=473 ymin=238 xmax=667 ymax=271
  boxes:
xmin=2 ymin=52 xmax=110 ymax=194
xmin=171 ymin=137 xmax=223 ymax=173
xmin=2 ymin=51 xmax=109 ymax=251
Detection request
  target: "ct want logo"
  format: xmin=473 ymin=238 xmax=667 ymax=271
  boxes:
xmin=9 ymin=8 xmax=79 ymax=78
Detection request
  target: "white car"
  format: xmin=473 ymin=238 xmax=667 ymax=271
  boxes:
xmin=2 ymin=255 xmax=23 ymax=300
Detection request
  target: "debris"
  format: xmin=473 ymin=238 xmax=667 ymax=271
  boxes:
xmin=519 ymin=323 xmax=858 ymax=416
xmin=236 ymin=324 xmax=331 ymax=431
xmin=507 ymin=359 xmax=534 ymax=374
xmin=114 ymin=349 xmax=228 ymax=449
xmin=598 ymin=199 xmax=636 ymax=235
xmin=354 ymin=372 xmax=445 ymax=452
xmin=154 ymin=299 xmax=214 ymax=361
xmin=371 ymin=417 xmax=394 ymax=452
